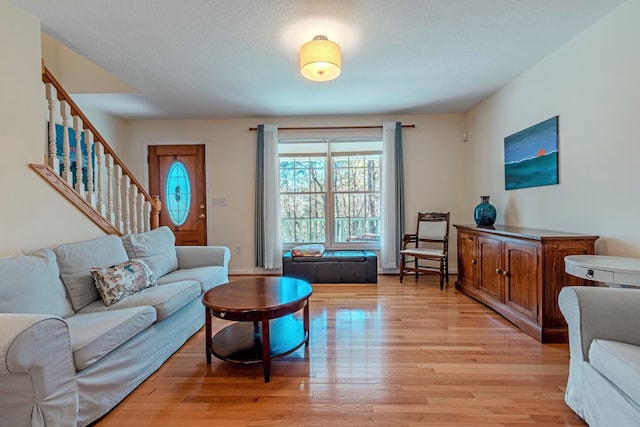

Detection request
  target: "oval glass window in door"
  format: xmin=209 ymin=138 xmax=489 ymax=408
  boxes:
xmin=165 ymin=161 xmax=191 ymax=226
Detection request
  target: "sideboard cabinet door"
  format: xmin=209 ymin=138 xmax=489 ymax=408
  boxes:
xmin=477 ymin=236 xmax=503 ymax=301
xmin=503 ymin=241 xmax=539 ymax=323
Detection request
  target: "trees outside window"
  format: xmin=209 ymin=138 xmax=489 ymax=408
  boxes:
xmin=279 ymin=138 xmax=381 ymax=248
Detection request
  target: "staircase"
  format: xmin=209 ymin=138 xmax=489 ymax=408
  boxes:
xmin=31 ymin=64 xmax=161 ymax=235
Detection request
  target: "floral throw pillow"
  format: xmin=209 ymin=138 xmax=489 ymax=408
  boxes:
xmin=90 ymin=259 xmax=157 ymax=306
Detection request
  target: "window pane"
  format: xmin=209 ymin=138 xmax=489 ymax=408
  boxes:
xmin=310 ymin=194 xmax=325 ymax=218
xmin=334 ymin=193 xmax=349 ymax=218
xmin=165 ymin=161 xmax=191 ymax=226
xmin=333 ymin=164 xmax=350 ymax=192
xmin=349 ymin=193 xmax=364 ymax=217
xmin=366 ymin=193 xmax=380 ymax=217
xmin=294 ymin=194 xmax=310 ymax=218
xmin=365 ymin=156 xmax=380 ymax=191
xmin=309 ymin=161 xmax=326 ymax=192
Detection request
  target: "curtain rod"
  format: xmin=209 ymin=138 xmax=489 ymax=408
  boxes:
xmin=248 ymin=124 xmax=415 ymax=131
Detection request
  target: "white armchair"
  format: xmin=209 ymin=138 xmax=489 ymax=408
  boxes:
xmin=559 ymin=286 xmax=640 ymax=427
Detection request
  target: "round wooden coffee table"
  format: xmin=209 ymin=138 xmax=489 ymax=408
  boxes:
xmin=202 ymin=276 xmax=312 ymax=382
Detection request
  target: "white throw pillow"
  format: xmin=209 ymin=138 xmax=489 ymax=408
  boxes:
xmin=90 ymin=259 xmax=157 ymax=306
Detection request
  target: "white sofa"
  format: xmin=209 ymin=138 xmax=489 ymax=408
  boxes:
xmin=0 ymin=227 xmax=230 ymax=427
xmin=559 ymin=286 xmax=640 ymax=427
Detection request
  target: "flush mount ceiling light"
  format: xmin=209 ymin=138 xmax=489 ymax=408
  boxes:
xmin=300 ymin=35 xmax=342 ymax=82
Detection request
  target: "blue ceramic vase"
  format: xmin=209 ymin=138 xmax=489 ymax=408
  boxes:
xmin=474 ymin=196 xmax=496 ymax=226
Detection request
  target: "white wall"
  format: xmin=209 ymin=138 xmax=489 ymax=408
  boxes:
xmin=465 ymin=0 xmax=639 ymax=256
xmin=0 ymin=0 xmax=104 ymax=256
xmin=125 ymin=114 xmax=467 ymax=273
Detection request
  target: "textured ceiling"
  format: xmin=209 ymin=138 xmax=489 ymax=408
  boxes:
xmin=11 ymin=0 xmax=626 ymax=120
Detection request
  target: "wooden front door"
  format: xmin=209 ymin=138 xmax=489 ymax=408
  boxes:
xmin=148 ymin=144 xmax=207 ymax=245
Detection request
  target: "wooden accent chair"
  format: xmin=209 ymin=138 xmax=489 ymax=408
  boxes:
xmin=399 ymin=212 xmax=450 ymax=289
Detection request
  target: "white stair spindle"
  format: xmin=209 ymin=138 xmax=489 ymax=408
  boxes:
xmin=84 ymin=129 xmax=95 ymax=206
xmin=60 ymin=101 xmax=72 ymax=186
xmin=106 ymin=155 xmax=115 ymax=222
xmin=130 ymin=185 xmax=138 ymax=234
xmin=122 ymin=175 xmax=131 ymax=235
xmin=73 ymin=116 xmax=84 ymax=195
xmin=144 ymin=200 xmax=152 ymax=232
xmin=45 ymin=83 xmax=59 ymax=173
xmin=138 ymin=193 xmax=145 ymax=233
xmin=96 ymin=143 xmax=106 ymax=215
xmin=114 ymin=165 xmax=123 ymax=233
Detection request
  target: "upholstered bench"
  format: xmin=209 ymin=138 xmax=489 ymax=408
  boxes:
xmin=282 ymin=250 xmax=377 ymax=283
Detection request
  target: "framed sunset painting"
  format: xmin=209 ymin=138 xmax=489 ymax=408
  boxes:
xmin=504 ymin=116 xmax=559 ymax=190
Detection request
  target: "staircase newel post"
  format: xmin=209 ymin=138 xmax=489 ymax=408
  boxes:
xmin=45 ymin=83 xmax=59 ymax=174
xmin=151 ymin=196 xmax=161 ymax=230
xmin=60 ymin=101 xmax=72 ymax=186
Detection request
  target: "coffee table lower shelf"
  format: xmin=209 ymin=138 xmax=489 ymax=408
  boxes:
xmin=210 ymin=315 xmax=307 ymax=365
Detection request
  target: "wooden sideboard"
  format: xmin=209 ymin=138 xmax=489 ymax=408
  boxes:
xmin=454 ymin=224 xmax=599 ymax=343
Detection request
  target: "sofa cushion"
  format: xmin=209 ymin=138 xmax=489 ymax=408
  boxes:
xmin=65 ymin=306 xmax=156 ymax=370
xmin=79 ymin=280 xmax=200 ymax=321
xmin=121 ymin=226 xmax=178 ymax=279
xmin=589 ymin=339 xmax=640 ymax=404
xmin=0 ymin=249 xmax=74 ymax=318
xmin=90 ymin=259 xmax=157 ymax=306
xmin=158 ymin=266 xmax=228 ymax=293
xmin=55 ymin=235 xmax=129 ymax=311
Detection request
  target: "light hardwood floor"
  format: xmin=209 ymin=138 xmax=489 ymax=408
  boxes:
xmin=94 ymin=275 xmax=585 ymax=426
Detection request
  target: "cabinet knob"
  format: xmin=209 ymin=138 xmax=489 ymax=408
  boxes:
xmin=496 ymin=268 xmax=502 ymax=274
xmin=471 ymin=259 xmax=477 ymax=265
xmin=503 ymin=270 xmax=509 ymax=277
xmin=586 ymin=269 xmax=594 ymax=279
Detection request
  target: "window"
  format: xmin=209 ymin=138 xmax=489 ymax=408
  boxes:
xmin=279 ymin=138 xmax=382 ymax=248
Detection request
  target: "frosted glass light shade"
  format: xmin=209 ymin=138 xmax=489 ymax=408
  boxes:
xmin=300 ymin=35 xmax=341 ymax=82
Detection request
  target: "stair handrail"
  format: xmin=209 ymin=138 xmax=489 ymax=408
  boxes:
xmin=37 ymin=62 xmax=161 ymax=232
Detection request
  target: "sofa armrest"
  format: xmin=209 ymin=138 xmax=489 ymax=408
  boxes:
xmin=559 ymin=286 xmax=640 ymax=360
xmin=0 ymin=313 xmax=78 ymax=427
xmin=175 ymin=246 xmax=231 ymax=270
